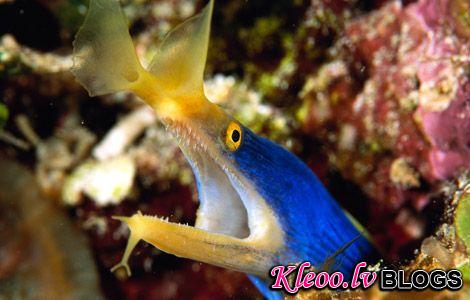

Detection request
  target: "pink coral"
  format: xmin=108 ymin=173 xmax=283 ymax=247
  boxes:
xmin=346 ymin=0 xmax=468 ymax=181
xmin=302 ymin=0 xmax=469 ymax=258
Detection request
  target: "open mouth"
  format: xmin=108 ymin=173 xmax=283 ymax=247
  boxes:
xmin=190 ymin=149 xmax=251 ymax=238
xmin=111 ymin=119 xmax=284 ymax=277
xmin=167 ymin=119 xmax=252 ymax=239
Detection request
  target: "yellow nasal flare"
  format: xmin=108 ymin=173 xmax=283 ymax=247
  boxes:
xmin=72 ymin=0 xmax=214 ymax=107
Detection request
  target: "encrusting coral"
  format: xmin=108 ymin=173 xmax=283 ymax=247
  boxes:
xmin=297 ymin=0 xmax=469 ymax=259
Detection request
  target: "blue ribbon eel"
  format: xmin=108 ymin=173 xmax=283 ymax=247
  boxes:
xmin=71 ymin=1 xmax=379 ymax=298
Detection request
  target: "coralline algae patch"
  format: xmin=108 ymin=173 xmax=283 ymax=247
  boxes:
xmin=297 ymin=0 xmax=469 ymax=259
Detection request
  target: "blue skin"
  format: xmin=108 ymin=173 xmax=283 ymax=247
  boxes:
xmin=226 ymin=126 xmax=379 ymax=299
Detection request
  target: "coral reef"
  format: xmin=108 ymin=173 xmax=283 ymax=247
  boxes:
xmin=297 ymin=0 xmax=469 ymax=259
xmin=0 ymin=0 xmax=468 ymax=299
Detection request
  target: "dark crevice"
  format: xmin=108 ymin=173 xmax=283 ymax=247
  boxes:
xmin=0 ymin=0 xmax=61 ymax=51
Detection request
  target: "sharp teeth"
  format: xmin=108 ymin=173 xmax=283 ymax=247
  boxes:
xmin=166 ymin=121 xmax=208 ymax=154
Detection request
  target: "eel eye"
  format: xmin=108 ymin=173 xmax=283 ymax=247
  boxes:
xmin=225 ymin=122 xmax=242 ymax=151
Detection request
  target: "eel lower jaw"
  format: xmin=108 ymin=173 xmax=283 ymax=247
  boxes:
xmin=112 ymin=121 xmax=285 ymax=278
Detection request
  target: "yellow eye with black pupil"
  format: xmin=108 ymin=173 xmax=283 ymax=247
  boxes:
xmin=225 ymin=122 xmax=242 ymax=151
xmin=231 ymin=130 xmax=240 ymax=142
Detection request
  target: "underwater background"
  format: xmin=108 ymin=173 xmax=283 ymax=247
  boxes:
xmin=0 ymin=0 xmax=468 ymax=299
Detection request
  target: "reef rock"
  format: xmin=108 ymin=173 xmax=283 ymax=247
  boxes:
xmin=300 ymin=0 xmax=469 ymax=258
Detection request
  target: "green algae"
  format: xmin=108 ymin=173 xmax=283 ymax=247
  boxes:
xmin=0 ymin=101 xmax=8 ymax=129
xmin=456 ymin=191 xmax=470 ymax=280
xmin=456 ymin=192 xmax=470 ymax=247
xmin=455 ymin=185 xmax=469 ymax=280
xmin=239 ymin=17 xmax=282 ymax=56
xmin=56 ymin=0 xmax=89 ymax=34
xmin=460 ymin=262 xmax=470 ymax=281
